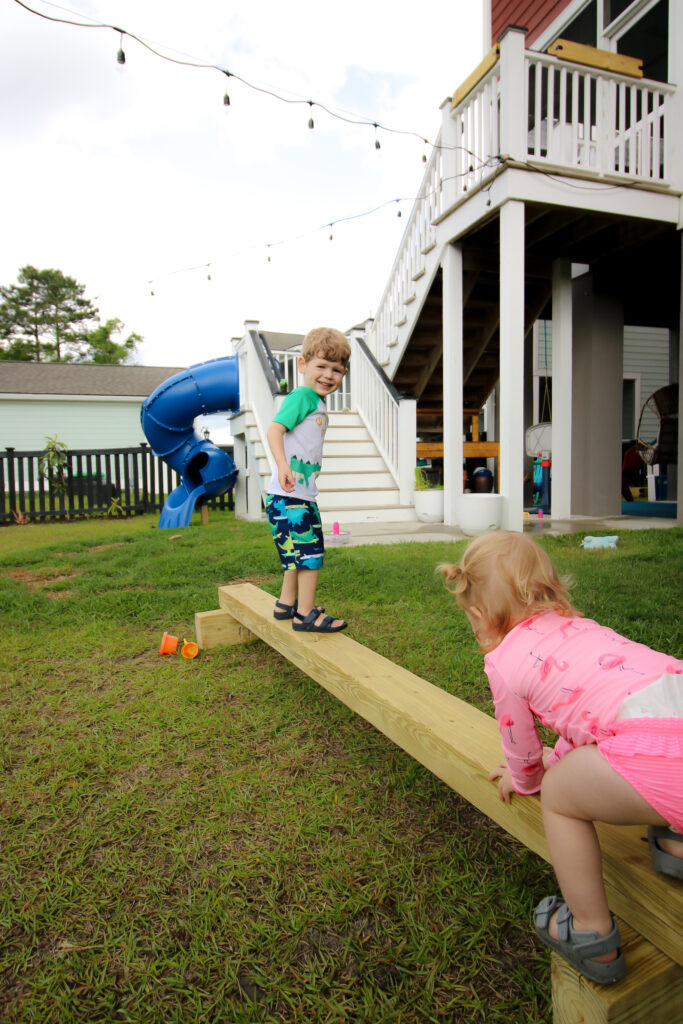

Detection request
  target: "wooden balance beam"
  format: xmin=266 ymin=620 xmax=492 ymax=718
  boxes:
xmin=196 ymin=584 xmax=682 ymax=1023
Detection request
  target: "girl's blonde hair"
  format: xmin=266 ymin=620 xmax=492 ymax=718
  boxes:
xmin=438 ymin=531 xmax=578 ymax=650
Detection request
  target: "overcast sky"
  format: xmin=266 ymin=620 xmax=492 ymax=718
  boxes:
xmin=2 ymin=0 xmax=485 ymax=367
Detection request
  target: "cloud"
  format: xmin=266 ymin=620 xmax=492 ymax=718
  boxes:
xmin=2 ymin=0 xmax=484 ymax=365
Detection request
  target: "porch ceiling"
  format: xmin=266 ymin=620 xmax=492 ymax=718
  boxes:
xmin=392 ymin=204 xmax=680 ymax=432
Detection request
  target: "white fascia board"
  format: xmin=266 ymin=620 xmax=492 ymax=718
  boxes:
xmin=500 ymin=168 xmax=682 ymax=221
xmin=437 ymin=167 xmax=681 ymax=249
xmin=0 ymin=393 xmax=143 ymax=402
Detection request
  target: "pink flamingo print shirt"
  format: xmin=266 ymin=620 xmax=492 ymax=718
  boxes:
xmin=483 ymin=612 xmax=682 ymax=794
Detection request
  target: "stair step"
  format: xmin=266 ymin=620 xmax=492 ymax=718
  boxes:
xmin=323 ymin=440 xmax=380 ymax=455
xmin=318 ymin=471 xmax=396 ymax=489
xmin=325 ymin=426 xmax=371 ymax=441
xmin=317 ymin=489 xmax=401 ymax=509
xmin=321 ymin=455 xmax=388 ymax=472
xmin=320 ymin=506 xmax=417 ymax=525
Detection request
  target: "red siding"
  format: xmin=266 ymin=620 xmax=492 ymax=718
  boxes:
xmin=491 ymin=0 xmax=574 ymax=47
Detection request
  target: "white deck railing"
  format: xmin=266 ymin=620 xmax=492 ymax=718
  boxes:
xmin=525 ymin=51 xmax=674 ymax=181
xmin=368 ymin=142 xmax=444 ymax=367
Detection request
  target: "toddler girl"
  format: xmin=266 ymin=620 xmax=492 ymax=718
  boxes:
xmin=438 ymin=531 xmax=682 ymax=985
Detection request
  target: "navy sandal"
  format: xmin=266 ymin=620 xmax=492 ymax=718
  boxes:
xmin=648 ymin=826 xmax=683 ymax=879
xmin=273 ymin=599 xmax=325 ymax=621
xmin=273 ymin=599 xmax=297 ymax=620
xmin=292 ymin=609 xmax=347 ymax=633
xmin=533 ymin=895 xmax=626 ymax=985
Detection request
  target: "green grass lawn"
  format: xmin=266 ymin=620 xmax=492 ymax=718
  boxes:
xmin=0 ymin=513 xmax=681 ymax=1023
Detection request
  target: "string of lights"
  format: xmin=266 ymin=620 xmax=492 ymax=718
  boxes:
xmin=13 ymin=0 xmax=487 ymax=162
xmin=89 ymin=159 xmax=503 ymax=300
xmin=14 ymin=0 xmax=505 ymax=302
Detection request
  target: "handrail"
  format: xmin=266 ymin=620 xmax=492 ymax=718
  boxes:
xmin=250 ymin=330 xmax=283 ymax=396
xmin=354 ymin=337 xmax=402 ymax=401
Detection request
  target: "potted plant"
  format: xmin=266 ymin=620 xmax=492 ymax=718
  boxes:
xmin=413 ymin=466 xmax=444 ymax=523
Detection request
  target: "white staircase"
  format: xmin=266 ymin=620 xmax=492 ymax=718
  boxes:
xmin=238 ymin=408 xmax=416 ymax=525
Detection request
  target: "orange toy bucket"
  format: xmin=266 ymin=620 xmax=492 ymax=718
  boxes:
xmin=159 ymin=632 xmax=179 ymax=655
xmin=181 ymin=639 xmax=200 ymax=659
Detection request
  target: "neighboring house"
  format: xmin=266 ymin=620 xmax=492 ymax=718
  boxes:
xmin=0 ymin=363 xmax=184 ymax=452
xmin=232 ymin=0 xmax=681 ymax=529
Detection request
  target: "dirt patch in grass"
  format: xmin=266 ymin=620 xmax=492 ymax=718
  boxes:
xmin=5 ymin=569 xmax=81 ymax=593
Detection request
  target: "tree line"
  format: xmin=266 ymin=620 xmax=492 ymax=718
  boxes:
xmin=0 ymin=266 xmax=142 ymax=364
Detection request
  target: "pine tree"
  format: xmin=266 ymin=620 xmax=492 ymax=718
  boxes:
xmin=0 ymin=266 xmax=98 ymax=362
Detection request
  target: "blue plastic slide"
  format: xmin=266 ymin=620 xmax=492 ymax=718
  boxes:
xmin=141 ymin=356 xmax=240 ymax=528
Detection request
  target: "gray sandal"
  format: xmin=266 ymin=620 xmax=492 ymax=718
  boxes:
xmin=533 ymin=895 xmax=626 ymax=985
xmin=648 ymin=826 xmax=683 ymax=879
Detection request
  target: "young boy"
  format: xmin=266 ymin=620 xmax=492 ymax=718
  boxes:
xmin=265 ymin=327 xmax=350 ymax=633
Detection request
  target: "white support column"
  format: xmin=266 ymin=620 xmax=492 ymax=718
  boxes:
xmin=245 ymin=449 xmax=264 ymax=521
xmin=232 ymin=435 xmax=248 ymax=519
xmin=398 ymin=397 xmax=417 ymax=506
xmin=442 ymin=242 xmax=464 ymax=526
xmin=669 ymin=0 xmax=683 ymax=196
xmin=499 ymin=201 xmax=525 ymax=531
xmin=551 ymin=259 xmax=573 ymax=519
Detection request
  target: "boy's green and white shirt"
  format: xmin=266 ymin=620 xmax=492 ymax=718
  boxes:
xmin=268 ymin=386 xmax=327 ymax=501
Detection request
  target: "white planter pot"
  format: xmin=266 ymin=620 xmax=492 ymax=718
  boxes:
xmin=455 ymin=493 xmax=503 ymax=536
xmin=414 ymin=489 xmax=444 ymax=523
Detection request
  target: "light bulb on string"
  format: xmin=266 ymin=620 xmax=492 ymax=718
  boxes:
xmin=308 ymin=102 xmax=314 ymax=130
xmin=116 ymin=30 xmax=125 ymax=65
xmin=396 ymin=200 xmax=401 ymax=218
xmin=374 ymin=124 xmax=380 ymax=150
xmin=267 ymin=246 xmax=272 ymax=263
xmin=329 ymin=224 xmax=334 ymax=241
xmin=223 ymin=70 xmax=231 ymax=107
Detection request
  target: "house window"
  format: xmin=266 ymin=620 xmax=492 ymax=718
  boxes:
xmin=615 ymin=0 xmax=668 ymax=82
xmin=604 ymin=0 xmax=638 ymax=25
xmin=561 ymin=1 xmax=598 ymax=46
xmin=622 ymin=375 xmax=639 ymax=439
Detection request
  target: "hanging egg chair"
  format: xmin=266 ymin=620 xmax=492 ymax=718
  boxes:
xmin=636 ymin=383 xmax=678 ymax=466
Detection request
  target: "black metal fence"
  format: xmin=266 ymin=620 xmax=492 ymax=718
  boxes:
xmin=1 ymin=444 xmax=235 ymax=524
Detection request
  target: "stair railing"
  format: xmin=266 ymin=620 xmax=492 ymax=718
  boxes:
xmin=352 ymin=337 xmax=416 ymax=505
xmin=367 ymin=140 xmax=444 ymax=370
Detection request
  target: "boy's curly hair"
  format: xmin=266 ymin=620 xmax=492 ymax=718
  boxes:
xmin=302 ymin=327 xmax=351 ymax=367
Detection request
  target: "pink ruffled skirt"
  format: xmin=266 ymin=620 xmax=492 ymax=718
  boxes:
xmin=599 ymin=717 xmax=683 ymax=831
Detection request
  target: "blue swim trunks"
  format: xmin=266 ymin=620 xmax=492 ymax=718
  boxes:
xmin=265 ymin=494 xmax=324 ymax=571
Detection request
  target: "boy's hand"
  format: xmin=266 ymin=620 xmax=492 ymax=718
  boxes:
xmin=488 ymin=762 xmax=516 ymax=804
xmin=278 ymin=466 xmax=296 ymax=493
